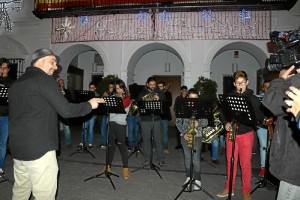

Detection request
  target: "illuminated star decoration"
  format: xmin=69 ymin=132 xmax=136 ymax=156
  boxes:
xmin=239 ymin=9 xmax=251 ymax=21
xmin=201 ymin=9 xmax=213 ymax=20
xmin=56 ymin=17 xmax=75 ymax=40
xmin=160 ymin=10 xmax=170 ymax=22
xmin=138 ymin=10 xmax=148 ymax=21
xmin=79 ymin=16 xmax=88 ymax=25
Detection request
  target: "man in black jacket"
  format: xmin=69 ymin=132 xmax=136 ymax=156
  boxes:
xmin=8 ymin=48 xmax=104 ymax=200
xmin=263 ymin=65 xmax=300 ymax=199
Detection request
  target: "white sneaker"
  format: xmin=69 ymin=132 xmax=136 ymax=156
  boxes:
xmin=184 ymin=177 xmax=190 ymax=184
xmin=0 ymin=168 xmax=3 ymax=174
xmin=194 ymin=180 xmax=201 ymax=191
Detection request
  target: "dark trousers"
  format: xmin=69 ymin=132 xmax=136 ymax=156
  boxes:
xmin=108 ymin=122 xmax=128 ymax=167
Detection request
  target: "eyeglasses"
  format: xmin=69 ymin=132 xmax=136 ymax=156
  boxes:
xmin=235 ymin=81 xmax=246 ymax=86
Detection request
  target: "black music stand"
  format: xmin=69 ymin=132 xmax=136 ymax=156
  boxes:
xmin=131 ymin=100 xmax=164 ymax=179
xmin=221 ymin=95 xmax=257 ymax=200
xmin=0 ymin=87 xmax=13 ymax=185
xmin=84 ymin=96 xmax=125 ymax=190
xmin=69 ymin=90 xmax=96 ymax=158
xmin=174 ymin=98 xmax=215 ymax=200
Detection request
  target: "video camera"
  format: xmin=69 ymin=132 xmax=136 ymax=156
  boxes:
xmin=265 ymin=30 xmax=300 ymax=71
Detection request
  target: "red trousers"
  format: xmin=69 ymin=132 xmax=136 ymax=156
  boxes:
xmin=225 ymin=131 xmax=254 ymax=193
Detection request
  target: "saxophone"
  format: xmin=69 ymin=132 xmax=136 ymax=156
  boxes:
xmin=202 ymin=109 xmax=224 ymax=143
xmin=186 ymin=118 xmax=198 ymax=149
xmin=228 ymin=122 xmax=240 ymax=142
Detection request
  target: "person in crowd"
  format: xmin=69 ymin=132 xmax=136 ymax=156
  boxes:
xmin=217 ymin=70 xmax=264 ymax=200
xmin=0 ymin=58 xmax=14 ymax=175
xmin=255 ymin=80 xmax=271 ymax=177
xmin=99 ymin=81 xmax=115 ymax=149
xmin=79 ymin=82 xmax=99 ymax=148
xmin=263 ymin=65 xmax=300 ymax=200
xmin=127 ymin=97 xmax=140 ymax=152
xmin=176 ymin=88 xmax=207 ymax=190
xmin=173 ymin=85 xmax=188 ymax=149
xmin=210 ymin=137 xmax=221 ymax=166
xmin=137 ymin=76 xmax=166 ymax=167
xmin=8 ymin=48 xmax=104 ymax=199
xmin=106 ymin=79 xmax=131 ymax=179
xmin=57 ymin=79 xmax=73 ymax=146
xmin=158 ymin=80 xmax=172 ymax=154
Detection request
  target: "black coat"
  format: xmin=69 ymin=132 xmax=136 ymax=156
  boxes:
xmin=262 ymin=74 xmax=300 ymax=186
xmin=8 ymin=67 xmax=92 ymax=161
xmin=0 ymin=76 xmax=14 ymax=116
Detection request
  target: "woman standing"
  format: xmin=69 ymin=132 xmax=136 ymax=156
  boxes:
xmin=107 ymin=79 xmax=131 ymax=179
xmin=216 ymin=71 xmax=263 ymax=200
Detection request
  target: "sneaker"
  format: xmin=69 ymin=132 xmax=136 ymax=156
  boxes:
xmin=78 ymin=143 xmax=83 ymax=147
xmin=211 ymin=159 xmax=220 ymax=165
xmin=100 ymin=145 xmax=107 ymax=149
xmin=164 ymin=149 xmax=170 ymax=154
xmin=0 ymin=168 xmax=3 ymax=175
xmin=194 ymin=180 xmax=201 ymax=191
xmin=184 ymin=177 xmax=190 ymax=185
xmin=158 ymin=161 xmax=166 ymax=167
xmin=128 ymin=147 xmax=133 ymax=152
xmin=216 ymin=189 xmax=234 ymax=198
xmin=88 ymin=144 xmax=93 ymax=148
xmin=259 ymin=167 xmax=265 ymax=177
xmin=242 ymin=193 xmax=252 ymax=200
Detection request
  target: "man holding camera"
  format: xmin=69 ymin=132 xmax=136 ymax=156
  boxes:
xmin=262 ymin=65 xmax=300 ymax=199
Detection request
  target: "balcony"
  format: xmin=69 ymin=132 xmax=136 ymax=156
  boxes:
xmin=33 ymin=0 xmax=298 ymax=19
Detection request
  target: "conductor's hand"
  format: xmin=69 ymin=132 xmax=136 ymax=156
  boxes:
xmin=89 ymin=98 xmax=105 ymax=109
xmin=225 ymin=122 xmax=232 ymax=132
xmin=285 ymin=86 xmax=300 ymax=117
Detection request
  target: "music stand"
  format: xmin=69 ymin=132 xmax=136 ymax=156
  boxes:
xmin=174 ymin=98 xmax=215 ymax=200
xmin=0 ymin=87 xmax=13 ymax=185
xmin=69 ymin=90 xmax=96 ymax=158
xmin=221 ymin=95 xmax=257 ymax=200
xmin=131 ymin=100 xmax=164 ymax=179
xmin=84 ymin=96 xmax=125 ymax=190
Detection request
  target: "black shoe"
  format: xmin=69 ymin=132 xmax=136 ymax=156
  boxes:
xmin=158 ymin=161 xmax=166 ymax=167
xmin=174 ymin=145 xmax=182 ymax=149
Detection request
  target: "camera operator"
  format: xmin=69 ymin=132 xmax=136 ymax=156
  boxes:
xmin=262 ymin=65 xmax=300 ymax=199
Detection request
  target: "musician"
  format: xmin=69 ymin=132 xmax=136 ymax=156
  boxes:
xmin=176 ymin=88 xmax=207 ymax=190
xmin=106 ymin=79 xmax=131 ymax=180
xmin=137 ymin=76 xmax=166 ymax=167
xmin=263 ymin=65 xmax=300 ymax=199
xmin=217 ymin=70 xmax=264 ymax=200
xmin=0 ymin=58 xmax=13 ymax=175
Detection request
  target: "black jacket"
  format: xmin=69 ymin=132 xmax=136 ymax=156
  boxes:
xmin=262 ymin=74 xmax=300 ymax=186
xmin=0 ymin=76 xmax=14 ymax=116
xmin=160 ymin=90 xmax=172 ymax=121
xmin=8 ymin=67 xmax=92 ymax=161
xmin=220 ymin=88 xmax=264 ymax=135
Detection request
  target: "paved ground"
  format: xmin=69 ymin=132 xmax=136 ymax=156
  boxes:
xmin=0 ymin=125 xmax=278 ymax=200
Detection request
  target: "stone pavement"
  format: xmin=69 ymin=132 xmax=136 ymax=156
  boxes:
xmin=0 ymin=125 xmax=278 ymax=200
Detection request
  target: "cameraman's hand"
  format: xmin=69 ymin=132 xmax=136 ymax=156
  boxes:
xmin=89 ymin=98 xmax=105 ymax=109
xmin=285 ymin=86 xmax=300 ymax=117
xmin=279 ymin=65 xmax=295 ymax=79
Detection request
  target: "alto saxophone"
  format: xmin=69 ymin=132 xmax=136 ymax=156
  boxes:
xmin=228 ymin=122 xmax=239 ymax=142
xmin=186 ymin=118 xmax=198 ymax=149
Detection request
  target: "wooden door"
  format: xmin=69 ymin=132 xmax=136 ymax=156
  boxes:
xmin=154 ymin=75 xmax=181 ymax=126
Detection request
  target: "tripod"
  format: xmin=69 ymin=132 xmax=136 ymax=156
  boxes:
xmin=0 ymin=87 xmax=14 ymax=185
xmin=174 ymin=98 xmax=215 ymax=200
xmin=132 ymin=100 xmax=164 ymax=179
xmin=251 ymin=119 xmax=277 ymax=194
xmin=69 ymin=90 xmax=96 ymax=158
xmin=84 ymin=96 xmax=125 ymax=189
xmin=220 ymin=94 xmax=257 ymax=200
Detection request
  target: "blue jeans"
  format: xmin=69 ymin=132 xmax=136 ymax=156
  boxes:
xmin=160 ymin=119 xmax=169 ymax=149
xmin=211 ymin=137 xmax=219 ymax=160
xmin=0 ymin=116 xmax=8 ymax=169
xmin=82 ymin=115 xmax=96 ymax=145
xmin=181 ymin=136 xmax=202 ymax=180
xmin=127 ymin=115 xmax=140 ymax=148
xmin=219 ymin=134 xmax=226 ymax=148
xmin=277 ymin=180 xmax=300 ymax=200
xmin=59 ymin=121 xmax=71 ymax=145
xmin=256 ymin=127 xmax=269 ymax=167
xmin=100 ymin=115 xmax=108 ymax=145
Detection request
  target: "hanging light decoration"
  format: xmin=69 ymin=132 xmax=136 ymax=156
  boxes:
xmin=239 ymin=9 xmax=251 ymax=21
xmin=0 ymin=0 xmax=23 ymax=31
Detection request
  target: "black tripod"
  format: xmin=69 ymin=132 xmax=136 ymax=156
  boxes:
xmin=251 ymin=120 xmax=277 ymax=193
xmin=0 ymin=87 xmax=13 ymax=185
xmin=69 ymin=90 xmax=96 ymax=158
xmin=84 ymin=96 xmax=125 ymax=189
xmin=174 ymin=98 xmax=215 ymax=200
xmin=220 ymin=95 xmax=257 ymax=200
xmin=132 ymin=100 xmax=164 ymax=179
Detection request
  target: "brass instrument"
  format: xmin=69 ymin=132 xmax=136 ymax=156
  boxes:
xmin=141 ymin=92 xmax=158 ymax=101
xmin=202 ymin=110 xmax=224 ymax=143
xmin=186 ymin=118 xmax=198 ymax=149
xmin=228 ymin=122 xmax=239 ymax=142
xmin=128 ymin=99 xmax=139 ymax=116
